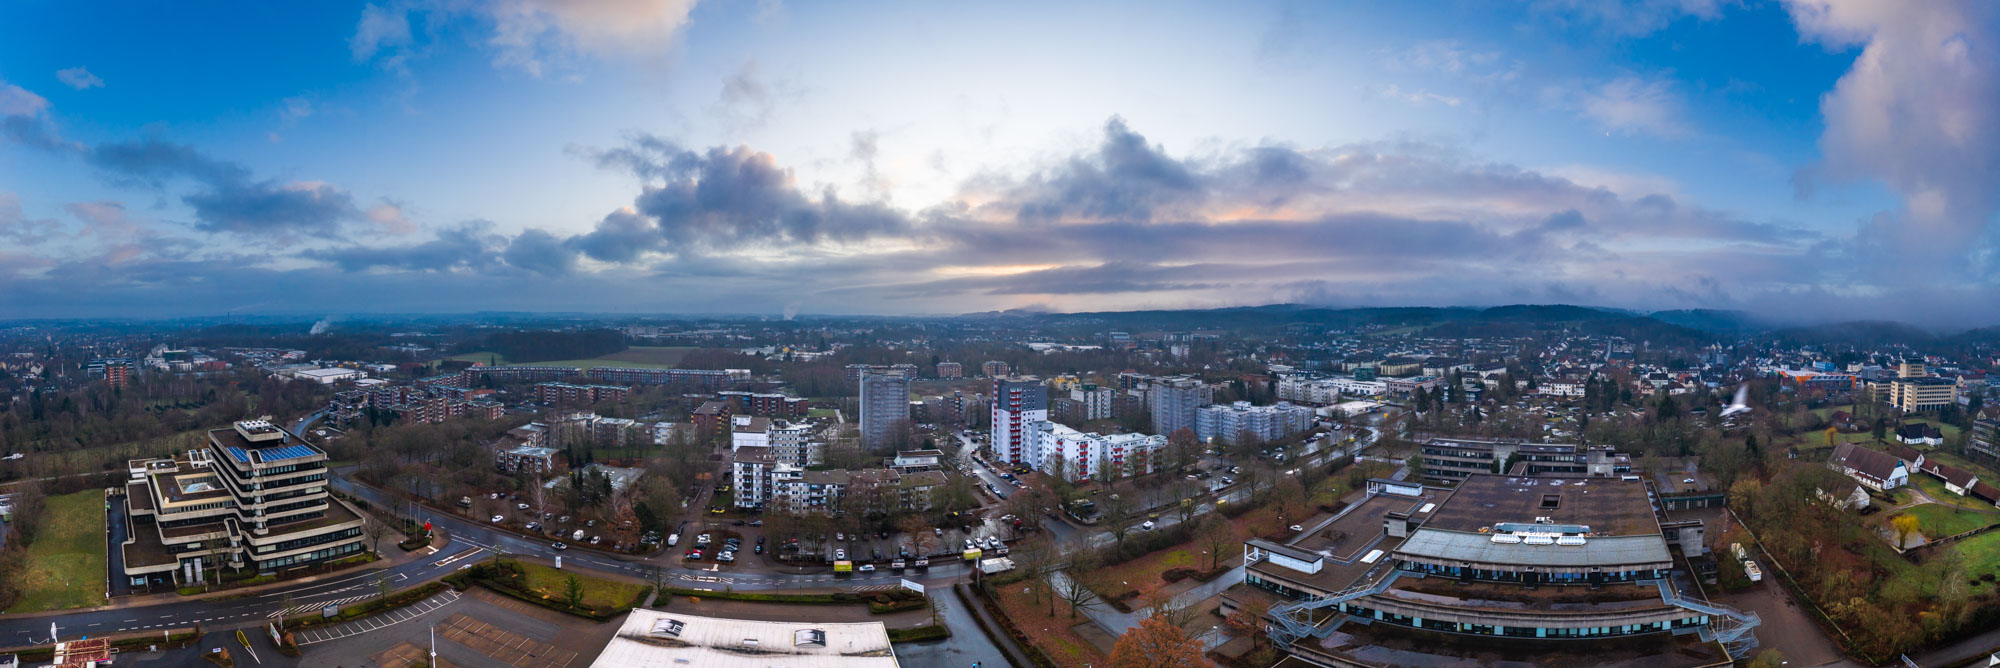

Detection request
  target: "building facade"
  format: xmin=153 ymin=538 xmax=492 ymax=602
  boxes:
xmin=988 ymin=376 xmax=1048 ymax=467
xmin=1194 ymin=401 xmax=1314 ymax=443
xmin=120 ymin=420 xmax=367 ymax=588
xmin=858 ymin=369 xmax=911 ymax=449
xmin=1147 ymin=376 xmax=1211 ymax=437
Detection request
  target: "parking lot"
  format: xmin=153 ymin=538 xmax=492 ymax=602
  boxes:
xmin=672 ymin=516 xmax=1019 ymax=571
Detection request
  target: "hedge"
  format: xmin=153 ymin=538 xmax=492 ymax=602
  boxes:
xmin=459 ymin=562 xmax=649 ymax=621
xmin=1166 ymin=566 xmax=1232 ymax=583
xmin=887 ymin=624 xmax=950 ymax=642
xmin=658 ymin=587 xmax=923 ymax=606
xmin=282 ymin=582 xmax=450 ymax=629
xmin=868 ymin=597 xmax=929 ymax=614
xmin=398 ymin=534 xmax=432 ymax=551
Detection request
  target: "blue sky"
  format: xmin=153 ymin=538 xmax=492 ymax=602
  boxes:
xmin=2 ymin=0 xmax=1997 ymax=324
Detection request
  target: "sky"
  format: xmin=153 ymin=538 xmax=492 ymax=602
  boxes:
xmin=2 ymin=0 xmax=1998 ymax=325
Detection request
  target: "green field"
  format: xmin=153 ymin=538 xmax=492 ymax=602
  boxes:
xmin=1897 ymin=503 xmax=2000 ymax=539
xmin=445 ymin=346 xmax=696 ymax=370
xmin=1954 ymin=529 xmax=2000 ymax=576
xmin=14 ymin=490 xmax=108 ymax=612
xmin=515 ymin=562 xmax=646 ymax=609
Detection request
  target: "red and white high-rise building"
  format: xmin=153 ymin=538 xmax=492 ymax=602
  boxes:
xmin=988 ymin=376 xmax=1047 ymax=467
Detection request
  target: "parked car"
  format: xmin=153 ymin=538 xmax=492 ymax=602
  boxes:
xmin=516 ymin=503 xmax=529 ymax=510
xmin=685 ymin=550 xmax=704 ymax=560
xmin=490 ymin=515 xmax=504 ymax=523
xmin=1140 ymin=520 xmax=1156 ymax=530
xmin=717 ymin=551 xmax=736 ymax=563
xmin=525 ymin=522 xmax=541 ymax=531
xmin=749 ymin=520 xmax=764 ymax=527
xmin=590 ymin=535 xmax=602 ymax=545
xmin=834 ymin=549 xmax=847 ymax=560
xmin=754 ymin=543 xmax=764 ymax=554
xmin=558 ymin=515 xmax=571 ymax=524
xmin=836 ymin=532 xmax=845 ymax=541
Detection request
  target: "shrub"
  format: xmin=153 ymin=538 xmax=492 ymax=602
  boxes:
xmin=886 ymin=624 xmax=950 ymax=642
xmin=1162 ymin=567 xmax=1197 ymax=583
xmin=869 ymin=598 xmax=928 ymax=614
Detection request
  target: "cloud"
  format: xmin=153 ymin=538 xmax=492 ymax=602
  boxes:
xmin=81 ymin=136 xmax=362 ymax=238
xmin=981 ymin=116 xmax=1204 ymax=223
xmin=66 ymin=201 xmax=144 ymax=239
xmin=0 ymin=81 xmax=49 ymax=117
xmin=55 ymin=67 xmax=103 ymax=90
xmin=1784 ymin=0 xmax=2000 ymax=274
xmin=366 ymin=200 xmax=417 ymax=235
xmin=1558 ymin=76 xmax=1692 ymax=138
xmin=573 ymin=136 xmax=911 ymax=257
xmin=0 ymin=193 xmax=65 ymax=246
xmin=309 ymin=221 xmax=501 ymax=272
xmin=1379 ymin=84 xmax=1464 ymax=107
xmin=352 ymin=0 xmax=700 ymax=77
xmin=502 ymin=228 xmax=578 ymax=275
xmin=350 ymin=4 xmax=413 ymax=61
xmin=1530 ymin=0 xmax=1735 ymax=36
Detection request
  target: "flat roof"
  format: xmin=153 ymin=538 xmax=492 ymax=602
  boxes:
xmin=1422 ymin=474 xmax=1658 ymax=536
xmin=1396 ymin=529 xmax=1673 ymax=569
xmin=591 ymin=609 xmax=899 ymax=668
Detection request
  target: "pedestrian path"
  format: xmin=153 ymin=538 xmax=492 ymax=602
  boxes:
xmin=293 ymin=589 xmax=462 ymax=645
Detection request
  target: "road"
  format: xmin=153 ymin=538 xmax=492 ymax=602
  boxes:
xmin=1 ymin=413 xmax=1379 ymax=653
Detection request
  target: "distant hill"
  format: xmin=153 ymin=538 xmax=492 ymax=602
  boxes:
xmin=1646 ymin=309 xmax=1770 ymax=333
xmin=1766 ymin=320 xmax=1936 ymax=347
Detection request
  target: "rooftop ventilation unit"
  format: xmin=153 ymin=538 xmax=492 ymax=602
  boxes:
xmin=1556 ymin=536 xmax=1588 ymax=546
xmin=1490 ymin=534 xmax=1523 ymax=544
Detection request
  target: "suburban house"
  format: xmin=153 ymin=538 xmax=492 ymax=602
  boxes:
xmin=1828 ymin=442 xmax=1910 ymax=491
xmin=1915 ymin=458 xmax=1982 ymax=497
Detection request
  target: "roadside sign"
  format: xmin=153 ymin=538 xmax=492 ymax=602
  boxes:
xmin=322 ymin=604 xmax=339 ymax=619
xmin=899 ymin=579 xmax=925 ymax=595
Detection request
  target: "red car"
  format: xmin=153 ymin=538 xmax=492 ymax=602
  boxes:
xmin=685 ymin=550 xmax=704 ymax=560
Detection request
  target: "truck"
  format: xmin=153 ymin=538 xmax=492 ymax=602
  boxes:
xmin=962 ymin=548 xmax=983 ymax=561
xmin=978 ymin=557 xmax=1015 ymax=574
xmin=890 ymin=559 xmax=906 ymax=571
xmin=833 ymin=560 xmax=854 ymax=575
xmin=1742 ymin=560 xmax=1764 ymax=583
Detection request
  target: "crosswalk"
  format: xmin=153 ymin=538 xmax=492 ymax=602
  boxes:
xmin=268 ymin=593 xmax=377 ymax=618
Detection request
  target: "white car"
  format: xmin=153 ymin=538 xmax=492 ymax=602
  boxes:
xmin=834 ymin=549 xmax=847 ymax=559
xmin=490 ymin=515 xmax=504 ymax=523
xmin=516 ymin=503 xmax=529 ymax=510
xmin=1140 ymin=521 xmax=1155 ymax=531
xmin=836 ymin=532 xmax=845 ymax=541
xmin=859 ymin=564 xmax=876 ymax=572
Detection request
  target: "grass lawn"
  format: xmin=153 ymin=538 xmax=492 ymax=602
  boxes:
xmin=1896 ymin=503 xmax=2000 ymax=539
xmin=14 ymin=490 xmax=108 ymax=612
xmin=443 ymin=347 xmax=696 ymax=370
xmin=515 ymin=562 xmax=646 ymax=609
xmin=1953 ymin=530 xmax=2000 ymax=576
xmin=1909 ymin=475 xmax=1996 ymax=511
xmin=991 ymin=579 xmax=1110 ymax=666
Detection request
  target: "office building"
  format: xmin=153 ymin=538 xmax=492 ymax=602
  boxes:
xmin=1227 ymin=474 xmax=1751 ymax=667
xmin=1971 ymin=418 xmax=2000 ymax=464
xmin=1419 ymin=437 xmax=1630 ymax=482
xmin=119 ymin=420 xmax=367 ymax=588
xmin=988 ymin=376 xmax=1047 ymax=467
xmin=858 ymin=369 xmax=911 ymax=449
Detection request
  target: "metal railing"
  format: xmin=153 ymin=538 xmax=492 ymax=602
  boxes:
xmin=1266 ymin=570 xmax=1403 ymax=648
xmin=1652 ymin=579 xmax=1761 ymax=658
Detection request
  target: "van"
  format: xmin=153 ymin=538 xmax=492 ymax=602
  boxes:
xmin=572 ymin=529 xmax=585 ymax=541
xmin=667 ymin=533 xmax=680 ymax=547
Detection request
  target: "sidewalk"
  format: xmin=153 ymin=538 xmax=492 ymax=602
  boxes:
xmin=956 ymin=584 xmax=1036 ymax=668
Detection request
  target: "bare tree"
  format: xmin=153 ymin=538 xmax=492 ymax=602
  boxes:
xmin=1102 ymin=493 xmax=1139 ymax=552
xmin=1195 ymin=515 xmax=1235 ymax=571
xmin=365 ymin=515 xmax=394 ymax=553
xmin=1050 ymin=549 xmax=1104 ymax=619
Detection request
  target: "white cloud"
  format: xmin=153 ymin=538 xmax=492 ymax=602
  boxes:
xmin=351 ymin=0 xmax=700 ymax=77
xmin=1784 ymin=0 xmax=2000 ymax=262
xmin=350 ymin=4 xmax=413 ymax=61
xmin=0 ymin=81 xmax=49 ymax=117
xmin=1531 ymin=0 xmax=1735 ymax=36
xmin=1561 ymin=76 xmax=1691 ymax=138
xmin=1380 ymin=85 xmax=1464 ymax=107
xmin=366 ymin=200 xmax=418 ymax=235
xmin=55 ymin=67 xmax=103 ymax=90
